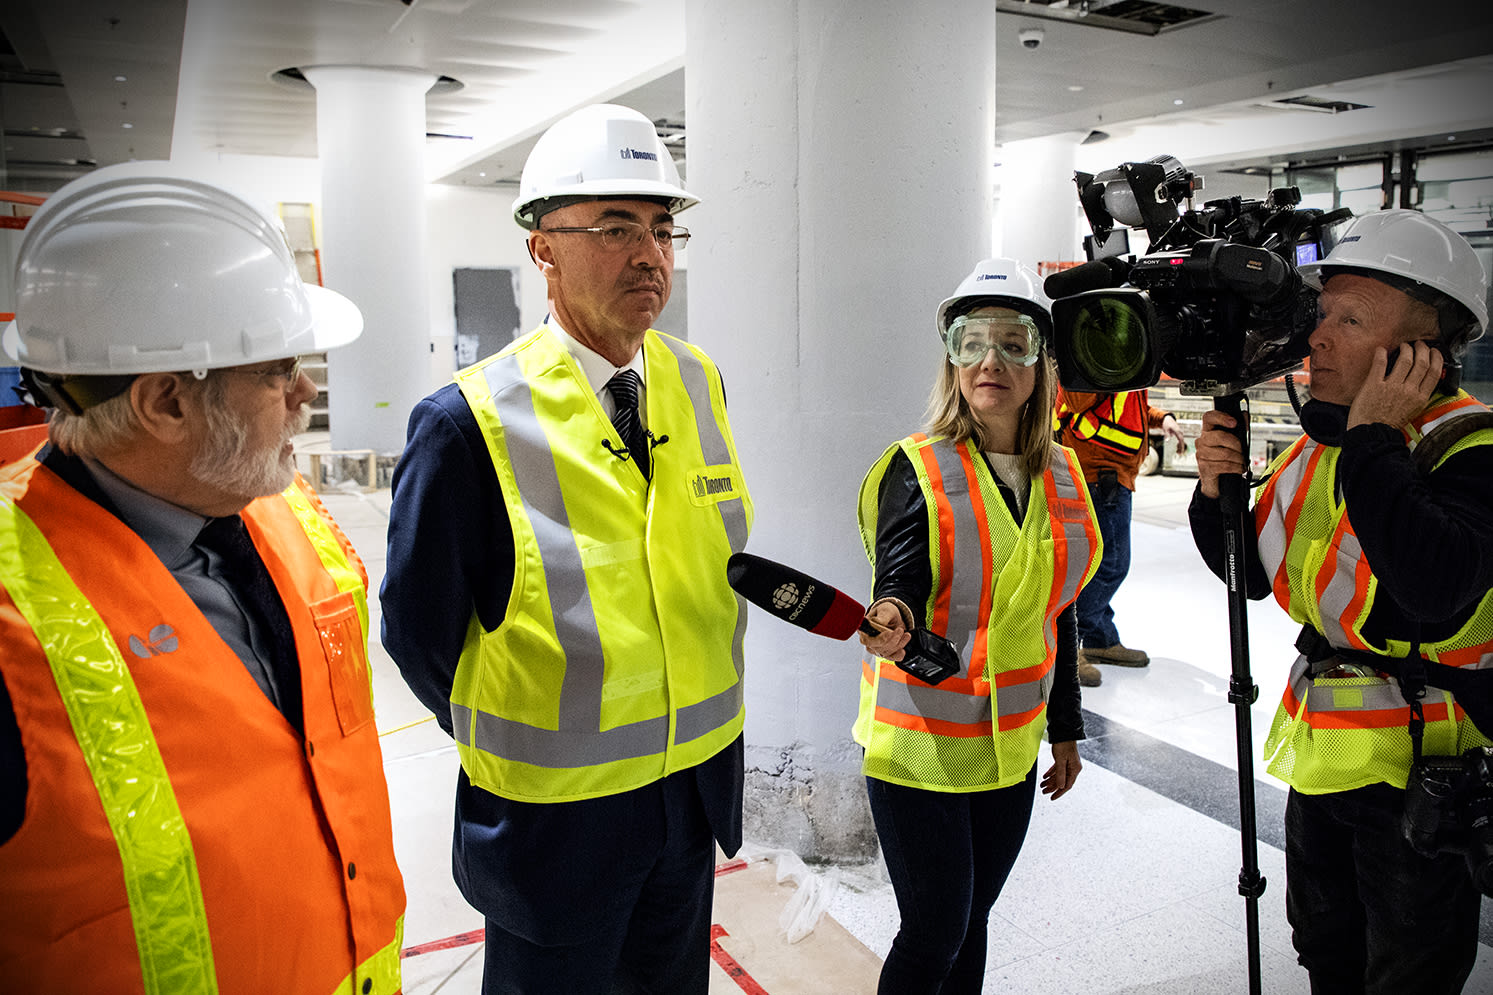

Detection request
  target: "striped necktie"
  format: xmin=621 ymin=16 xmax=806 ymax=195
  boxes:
xmin=606 ymin=369 xmax=649 ymax=479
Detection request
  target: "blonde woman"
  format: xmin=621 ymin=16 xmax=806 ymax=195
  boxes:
xmin=854 ymin=257 xmax=1102 ymax=993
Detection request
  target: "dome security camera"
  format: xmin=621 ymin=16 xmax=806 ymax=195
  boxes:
xmin=1019 ymin=27 xmax=1044 ymax=49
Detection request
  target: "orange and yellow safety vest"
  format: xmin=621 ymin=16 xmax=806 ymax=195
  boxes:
xmin=1257 ymin=392 xmax=1493 ymax=793
xmin=0 ymin=457 xmax=405 ymax=994
xmin=853 ymin=436 xmax=1101 ymax=791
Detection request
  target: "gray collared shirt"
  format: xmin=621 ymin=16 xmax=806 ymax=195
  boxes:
xmin=84 ymin=458 xmax=290 ymax=711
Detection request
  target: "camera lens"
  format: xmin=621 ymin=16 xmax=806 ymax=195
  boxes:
xmin=1069 ymin=295 xmax=1152 ymax=390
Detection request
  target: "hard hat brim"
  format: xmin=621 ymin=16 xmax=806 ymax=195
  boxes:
xmin=304 ymin=285 xmax=365 ymax=352
xmin=2 ymin=287 xmax=364 ymax=374
xmin=1 ymin=322 xmax=19 ymax=366
xmin=512 ymin=180 xmax=699 ymax=230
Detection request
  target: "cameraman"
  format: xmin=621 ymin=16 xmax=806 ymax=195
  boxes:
xmin=1189 ymin=209 xmax=1493 ymax=994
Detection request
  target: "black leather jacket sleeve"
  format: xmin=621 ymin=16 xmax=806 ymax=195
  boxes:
xmin=871 ymin=449 xmax=1085 ymax=743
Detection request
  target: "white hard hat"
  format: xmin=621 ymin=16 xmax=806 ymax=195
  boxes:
xmin=512 ymin=103 xmax=697 ymax=230
xmin=936 ymin=257 xmax=1054 ymax=342
xmin=2 ymin=161 xmax=363 ymax=375
xmin=1298 ymin=208 xmax=1488 ymax=342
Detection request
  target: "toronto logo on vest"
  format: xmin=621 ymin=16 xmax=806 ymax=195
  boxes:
xmin=128 ymin=623 xmax=179 ymax=658
xmin=689 ymin=470 xmax=738 ymax=500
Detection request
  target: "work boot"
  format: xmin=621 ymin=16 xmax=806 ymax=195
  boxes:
xmin=1078 ymin=653 xmax=1102 ymax=687
xmin=1085 ymin=643 xmax=1150 ymax=667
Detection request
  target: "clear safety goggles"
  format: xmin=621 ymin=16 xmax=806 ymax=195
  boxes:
xmin=943 ymin=314 xmax=1043 ymax=368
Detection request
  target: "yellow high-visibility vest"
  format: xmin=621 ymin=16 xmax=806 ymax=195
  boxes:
xmin=1257 ymin=392 xmax=1493 ymax=794
xmin=451 ymin=325 xmax=753 ymax=803
xmin=852 ymin=435 xmax=1100 ymax=791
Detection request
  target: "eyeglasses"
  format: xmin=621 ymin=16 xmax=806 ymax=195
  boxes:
xmin=943 ymin=314 xmax=1043 ymax=369
xmin=215 ymin=356 xmax=304 ymax=389
xmin=541 ymin=221 xmax=691 ymax=252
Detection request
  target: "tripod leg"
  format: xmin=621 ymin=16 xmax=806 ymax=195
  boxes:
xmin=1216 ymin=393 xmax=1266 ymax=995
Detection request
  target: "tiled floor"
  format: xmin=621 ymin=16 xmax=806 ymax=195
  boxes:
xmin=315 ymin=466 xmax=1493 ymax=994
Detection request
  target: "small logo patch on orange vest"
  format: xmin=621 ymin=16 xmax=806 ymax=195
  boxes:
xmin=128 ymin=624 xmax=178 ymax=658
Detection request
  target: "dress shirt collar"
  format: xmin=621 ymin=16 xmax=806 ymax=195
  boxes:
xmin=82 ymin=457 xmax=208 ymax=570
xmin=546 ymin=316 xmax=646 ymax=396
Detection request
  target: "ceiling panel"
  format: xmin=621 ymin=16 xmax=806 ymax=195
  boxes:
xmin=2 ymin=0 xmax=1491 ymax=197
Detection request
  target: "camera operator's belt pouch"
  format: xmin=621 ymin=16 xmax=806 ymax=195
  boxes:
xmin=1297 ymin=624 xmax=1493 ymax=732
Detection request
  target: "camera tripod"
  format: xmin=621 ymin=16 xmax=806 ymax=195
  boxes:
xmin=1214 ymin=392 xmax=1267 ymax=995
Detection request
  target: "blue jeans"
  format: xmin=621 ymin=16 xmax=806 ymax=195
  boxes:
xmin=1075 ymin=475 xmax=1131 ymax=649
xmin=1284 ymin=785 xmax=1479 ymax=994
xmin=866 ymin=766 xmax=1038 ymax=994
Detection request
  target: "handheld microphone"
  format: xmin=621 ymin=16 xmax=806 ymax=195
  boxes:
xmin=726 ymin=552 xmax=874 ymax=640
xmin=725 ymin=552 xmax=962 ymax=684
xmin=1042 ymin=256 xmax=1130 ymax=299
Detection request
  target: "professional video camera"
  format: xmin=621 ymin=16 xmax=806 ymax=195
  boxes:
xmin=1403 ymin=746 xmax=1493 ymax=897
xmin=1045 ymin=154 xmax=1354 ymax=395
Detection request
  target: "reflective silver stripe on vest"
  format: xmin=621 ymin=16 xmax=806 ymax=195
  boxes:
xmin=1286 ymin=658 xmax=1407 ymax=714
xmin=875 ymin=677 xmax=992 ymax=725
xmin=994 ymin=678 xmax=1046 ymax=718
xmin=1048 ymin=454 xmax=1089 ymax=607
xmin=466 ymin=354 xmax=666 ymax=767
xmin=484 ymin=354 xmax=608 ymax=734
xmin=1257 ymin=439 xmax=1313 ymax=577
xmin=1316 ymin=527 xmax=1361 ymax=649
xmin=1414 ymin=401 xmax=1486 ymax=441
xmin=451 ymin=702 xmax=669 ymax=768
xmin=659 ymin=335 xmax=751 ymax=728
xmin=925 ymin=440 xmax=981 ymax=677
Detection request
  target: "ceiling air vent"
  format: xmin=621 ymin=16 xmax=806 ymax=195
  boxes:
xmin=994 ymin=0 xmax=1221 ymax=36
xmin=1263 ymin=95 xmax=1373 ymax=114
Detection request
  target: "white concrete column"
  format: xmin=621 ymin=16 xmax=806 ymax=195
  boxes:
xmin=687 ymin=0 xmax=996 ymax=859
xmin=997 ymin=132 xmax=1086 ymax=267
xmin=301 ymin=66 xmax=435 ymax=453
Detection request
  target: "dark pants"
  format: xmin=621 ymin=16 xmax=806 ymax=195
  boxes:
xmin=866 ymin=766 xmax=1038 ymax=995
xmin=464 ymin=768 xmax=718 ymax=995
xmin=1285 ymin=785 xmax=1480 ymax=995
xmin=1075 ymin=473 xmax=1131 ymax=649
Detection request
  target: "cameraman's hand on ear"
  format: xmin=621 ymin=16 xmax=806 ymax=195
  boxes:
xmin=1195 ymin=409 xmax=1247 ymax=499
xmin=1348 ymin=341 xmax=1442 ymax=431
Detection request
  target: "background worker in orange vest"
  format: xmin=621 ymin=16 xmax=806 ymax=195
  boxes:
xmin=1191 ymin=209 xmax=1493 ymax=993
xmin=1054 ymin=387 xmax=1186 ymax=686
xmin=856 ymin=258 xmax=1100 ymax=992
xmin=0 ymin=163 xmax=406 ymax=994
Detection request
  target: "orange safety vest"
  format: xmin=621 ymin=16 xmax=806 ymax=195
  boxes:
xmin=0 ymin=456 xmax=406 ymax=995
xmin=1255 ymin=393 xmax=1493 ymax=793
xmin=853 ymin=436 xmax=1101 ymax=791
xmin=1055 ymin=389 xmax=1148 ymax=455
